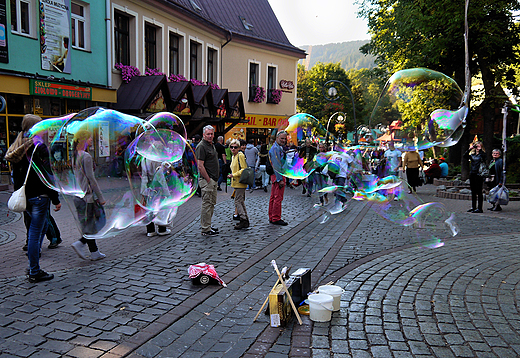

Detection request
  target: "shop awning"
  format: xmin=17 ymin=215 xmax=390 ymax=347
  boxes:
xmin=112 ymin=75 xmax=173 ymax=114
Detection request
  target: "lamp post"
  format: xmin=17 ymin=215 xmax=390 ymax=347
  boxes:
xmin=325 ymin=111 xmax=346 ymax=148
xmin=322 ymin=80 xmax=358 ymax=145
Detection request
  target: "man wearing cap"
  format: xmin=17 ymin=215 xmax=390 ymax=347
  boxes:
xmin=439 ymin=157 xmax=449 ymax=178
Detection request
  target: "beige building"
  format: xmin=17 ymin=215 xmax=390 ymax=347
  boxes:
xmin=110 ymin=0 xmax=305 ymax=142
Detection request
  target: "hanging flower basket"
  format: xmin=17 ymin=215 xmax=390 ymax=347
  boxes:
xmin=253 ymin=86 xmax=265 ymax=103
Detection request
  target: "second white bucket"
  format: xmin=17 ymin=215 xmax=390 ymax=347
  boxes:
xmin=318 ymin=285 xmax=344 ymax=311
xmin=308 ymin=293 xmax=334 ymax=322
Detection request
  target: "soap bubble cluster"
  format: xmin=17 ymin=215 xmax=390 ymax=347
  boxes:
xmin=29 ymin=108 xmax=198 ymax=239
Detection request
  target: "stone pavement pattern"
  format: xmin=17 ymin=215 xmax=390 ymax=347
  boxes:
xmin=0 ymin=184 xmax=519 ymax=357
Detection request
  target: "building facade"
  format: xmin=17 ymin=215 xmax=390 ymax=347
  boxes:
xmin=0 ymin=0 xmax=116 ymax=172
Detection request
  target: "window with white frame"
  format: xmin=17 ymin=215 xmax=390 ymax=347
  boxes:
xmin=169 ymin=33 xmax=180 ymax=75
xmin=248 ymin=61 xmax=260 ymax=102
xmin=114 ymin=10 xmax=131 ymax=65
xmin=267 ymin=65 xmax=277 ymax=103
xmin=145 ymin=23 xmax=157 ymax=69
xmin=71 ymin=1 xmax=90 ymax=50
xmin=207 ymin=47 xmax=217 ymax=84
xmin=190 ymin=40 xmax=202 ymax=80
xmin=10 ymin=0 xmax=34 ymax=36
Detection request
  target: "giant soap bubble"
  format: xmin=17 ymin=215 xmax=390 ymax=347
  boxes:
xmin=369 ymin=68 xmax=467 ymax=151
xmin=29 ymin=108 xmax=198 ymax=239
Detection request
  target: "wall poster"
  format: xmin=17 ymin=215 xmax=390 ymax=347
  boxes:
xmin=40 ymin=0 xmax=71 ymax=73
xmin=0 ymin=0 xmax=8 ymax=63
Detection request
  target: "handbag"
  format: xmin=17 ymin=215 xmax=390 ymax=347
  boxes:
xmin=84 ymin=200 xmax=106 ymax=234
xmin=478 ymin=162 xmax=489 ymax=177
xmin=237 ymin=154 xmax=255 ymax=187
xmin=8 ymin=144 xmax=39 ymax=212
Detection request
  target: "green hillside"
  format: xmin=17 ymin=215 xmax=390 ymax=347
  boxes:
xmin=299 ymin=40 xmax=376 ymax=70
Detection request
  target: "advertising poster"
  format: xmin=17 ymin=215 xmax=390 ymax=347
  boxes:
xmin=0 ymin=0 xmax=8 ymax=63
xmin=98 ymin=122 xmax=110 ymax=158
xmin=40 ymin=0 xmax=71 ymax=73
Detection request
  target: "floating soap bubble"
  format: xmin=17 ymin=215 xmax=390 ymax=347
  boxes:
xmin=271 ymin=113 xmax=335 ymax=179
xmin=369 ymin=68 xmax=466 ymax=151
xmin=30 ymin=107 xmax=197 ymax=239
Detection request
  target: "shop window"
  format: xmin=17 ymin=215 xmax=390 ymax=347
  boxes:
xmin=114 ymin=11 xmax=131 ymax=66
xmin=6 ymin=94 xmax=31 ymax=114
xmin=248 ymin=61 xmax=260 ymax=102
xmin=71 ymin=1 xmax=90 ymax=51
xmin=145 ymin=23 xmax=157 ymax=69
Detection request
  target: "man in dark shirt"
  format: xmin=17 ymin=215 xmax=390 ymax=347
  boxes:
xmin=195 ymin=125 xmax=220 ymax=236
xmin=214 ymin=135 xmax=227 ymax=191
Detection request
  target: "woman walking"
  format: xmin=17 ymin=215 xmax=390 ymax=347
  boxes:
xmin=403 ymin=150 xmax=423 ymax=193
xmin=71 ymin=129 xmax=107 ymax=260
xmin=228 ymin=139 xmax=250 ymax=229
xmin=463 ymin=141 xmax=486 ymax=213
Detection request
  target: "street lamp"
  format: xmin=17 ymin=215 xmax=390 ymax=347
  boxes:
xmin=325 ymin=111 xmax=346 ymax=147
xmin=322 ymin=80 xmax=358 ymax=145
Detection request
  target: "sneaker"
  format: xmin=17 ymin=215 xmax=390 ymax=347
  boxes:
xmin=217 ymin=186 xmax=222 ymax=191
xmin=467 ymin=208 xmax=476 ymax=212
xmin=28 ymin=270 xmax=54 ymax=283
xmin=233 ymin=214 xmax=240 ymax=221
xmin=147 ymin=232 xmax=157 ymax=237
xmin=90 ymin=251 xmax=106 ymax=261
xmin=157 ymin=229 xmax=171 ymax=236
xmin=271 ymin=219 xmax=288 ymax=226
xmin=472 ymin=209 xmax=483 ymax=213
xmin=71 ymin=241 xmax=88 ymax=260
xmin=211 ymin=227 xmax=219 ymax=233
xmin=202 ymin=230 xmax=218 ymax=236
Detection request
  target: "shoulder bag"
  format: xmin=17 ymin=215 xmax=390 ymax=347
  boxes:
xmin=238 ymin=154 xmax=255 ymax=187
xmin=8 ymin=144 xmax=39 ymax=212
xmin=478 ymin=161 xmax=489 ymax=177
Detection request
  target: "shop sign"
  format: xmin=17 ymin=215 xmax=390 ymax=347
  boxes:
xmin=226 ymin=114 xmax=289 ymax=129
xmin=30 ymin=79 xmax=92 ymax=100
xmin=279 ymin=80 xmax=294 ymax=93
xmin=0 ymin=0 xmax=8 ymax=64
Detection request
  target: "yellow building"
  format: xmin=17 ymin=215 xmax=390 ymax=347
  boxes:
xmin=110 ymin=0 xmax=305 ymax=142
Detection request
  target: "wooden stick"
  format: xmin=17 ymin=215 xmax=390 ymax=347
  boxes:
xmin=271 ymin=260 xmax=302 ymax=325
xmin=253 ymin=267 xmax=287 ymax=322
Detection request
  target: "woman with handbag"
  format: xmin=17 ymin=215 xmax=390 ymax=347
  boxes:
xmin=70 ymin=130 xmax=107 ymax=261
xmin=487 ymin=148 xmax=504 ymax=211
xmin=5 ymin=114 xmax=61 ymax=283
xmin=463 ymin=140 xmax=487 ymax=213
xmin=227 ymin=139 xmax=250 ymax=229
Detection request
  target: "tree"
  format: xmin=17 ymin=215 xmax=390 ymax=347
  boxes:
xmin=358 ymin=0 xmax=520 ymax=177
xmin=297 ymin=62 xmax=355 ymax=136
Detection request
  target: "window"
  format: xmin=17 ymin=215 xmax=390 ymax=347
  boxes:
xmin=11 ymin=0 xmax=33 ymax=36
xmin=190 ymin=40 xmax=201 ymax=80
xmin=169 ymin=33 xmax=179 ymax=75
xmin=114 ymin=11 xmax=130 ymax=65
xmin=71 ymin=1 xmax=90 ymax=50
xmin=267 ymin=65 xmax=277 ymax=103
xmin=248 ymin=61 xmax=259 ymax=102
xmin=145 ymin=23 xmax=157 ymax=69
xmin=207 ymin=48 xmax=216 ymax=84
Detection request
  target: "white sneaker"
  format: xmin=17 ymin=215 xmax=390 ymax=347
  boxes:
xmin=90 ymin=251 xmax=106 ymax=261
xmin=71 ymin=241 xmax=88 ymax=260
xmin=147 ymin=232 xmax=157 ymax=237
xmin=157 ymin=229 xmax=171 ymax=236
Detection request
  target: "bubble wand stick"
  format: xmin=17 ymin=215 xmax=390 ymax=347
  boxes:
xmin=253 ymin=266 xmax=288 ymax=322
xmin=271 ymin=260 xmax=302 ymax=325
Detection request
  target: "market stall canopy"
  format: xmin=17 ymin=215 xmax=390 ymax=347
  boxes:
xmin=112 ymin=75 xmax=173 ymax=115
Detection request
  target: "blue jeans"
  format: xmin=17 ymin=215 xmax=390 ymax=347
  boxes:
xmin=26 ymin=196 xmax=50 ymax=275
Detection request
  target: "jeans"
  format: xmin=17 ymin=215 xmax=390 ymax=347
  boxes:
xmin=258 ymin=165 xmax=269 ymax=187
xmin=26 ymin=196 xmax=50 ymax=275
xmin=249 ymin=166 xmax=256 ymax=189
xmin=470 ymin=173 xmax=484 ymax=210
xmin=333 ymin=177 xmax=348 ymax=204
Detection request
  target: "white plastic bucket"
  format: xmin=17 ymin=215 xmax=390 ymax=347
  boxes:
xmin=318 ymin=285 xmax=345 ymax=311
xmin=308 ymin=293 xmax=334 ymax=322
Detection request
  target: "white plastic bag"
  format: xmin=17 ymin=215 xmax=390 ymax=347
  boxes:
xmin=8 ymin=185 xmax=27 ymax=212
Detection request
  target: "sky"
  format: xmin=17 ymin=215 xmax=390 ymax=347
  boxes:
xmin=267 ymin=0 xmax=371 ymax=47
